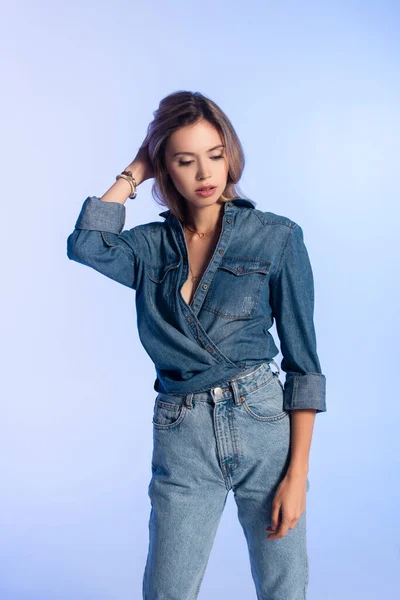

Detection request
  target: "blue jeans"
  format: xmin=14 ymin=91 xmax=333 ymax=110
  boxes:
xmin=143 ymin=362 xmax=310 ymax=599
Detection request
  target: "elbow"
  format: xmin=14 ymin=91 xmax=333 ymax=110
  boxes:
xmin=66 ymin=230 xmax=85 ymax=263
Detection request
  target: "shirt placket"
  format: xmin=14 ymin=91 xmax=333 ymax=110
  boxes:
xmin=171 ymin=201 xmax=238 ymax=366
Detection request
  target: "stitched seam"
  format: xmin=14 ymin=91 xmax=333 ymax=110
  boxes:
xmin=270 ymin=223 xmax=298 ymax=286
xmin=293 ymin=376 xmax=299 ymax=408
xmin=251 ymin=210 xmax=296 ymax=228
xmin=101 ymin=231 xmax=138 ymax=267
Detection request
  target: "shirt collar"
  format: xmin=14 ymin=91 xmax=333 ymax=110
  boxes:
xmin=158 ymin=197 xmax=255 ymax=220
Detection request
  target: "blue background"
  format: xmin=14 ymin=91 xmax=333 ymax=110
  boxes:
xmin=2 ymin=1 xmax=399 ymax=598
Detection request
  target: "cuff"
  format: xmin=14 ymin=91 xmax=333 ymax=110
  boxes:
xmin=74 ymin=196 xmax=126 ymax=234
xmin=283 ymin=373 xmax=327 ymax=413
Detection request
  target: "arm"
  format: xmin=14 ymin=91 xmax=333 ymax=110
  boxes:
xmin=270 ymin=223 xmax=326 ymax=470
xmin=287 ymin=409 xmax=316 ymax=474
xmin=270 ymin=222 xmax=326 ymax=414
xmin=66 ymin=163 xmax=145 ymax=289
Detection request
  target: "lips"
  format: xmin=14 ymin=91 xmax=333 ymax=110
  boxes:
xmin=196 ymin=186 xmax=216 ymax=191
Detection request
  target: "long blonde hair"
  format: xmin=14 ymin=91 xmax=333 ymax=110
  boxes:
xmin=142 ymin=90 xmax=251 ymax=222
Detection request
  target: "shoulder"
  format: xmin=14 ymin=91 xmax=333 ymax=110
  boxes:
xmin=128 ymin=220 xmax=166 ymax=244
xmin=131 ymin=220 xmax=165 ymax=233
xmin=250 ymin=207 xmax=300 ymax=231
xmin=127 ymin=220 xmax=174 ymax=265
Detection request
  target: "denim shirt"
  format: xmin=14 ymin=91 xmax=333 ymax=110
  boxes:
xmin=67 ymin=196 xmax=327 ymax=413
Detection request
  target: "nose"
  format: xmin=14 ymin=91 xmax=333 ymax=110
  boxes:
xmin=196 ymin=159 xmax=212 ymax=180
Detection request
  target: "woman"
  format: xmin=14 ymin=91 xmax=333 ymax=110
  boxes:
xmin=67 ymin=90 xmax=326 ymax=599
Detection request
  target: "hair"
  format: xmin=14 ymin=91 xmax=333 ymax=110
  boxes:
xmin=142 ymin=90 xmax=251 ymax=222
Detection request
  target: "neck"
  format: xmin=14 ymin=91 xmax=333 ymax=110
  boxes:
xmin=182 ymin=202 xmax=225 ymax=235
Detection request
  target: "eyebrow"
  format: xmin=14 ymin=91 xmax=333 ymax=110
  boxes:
xmin=172 ymin=144 xmax=225 ymax=157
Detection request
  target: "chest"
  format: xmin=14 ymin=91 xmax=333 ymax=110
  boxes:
xmin=180 ymin=232 xmax=221 ymax=306
xmin=141 ymin=214 xmax=276 ymax=320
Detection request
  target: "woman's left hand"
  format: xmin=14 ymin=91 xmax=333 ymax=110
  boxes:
xmin=265 ymin=470 xmax=308 ymax=540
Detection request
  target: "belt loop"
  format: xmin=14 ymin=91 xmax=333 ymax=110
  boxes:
xmin=230 ymin=379 xmax=242 ymax=406
xmin=271 ymin=360 xmax=280 ymax=375
xmin=185 ymin=393 xmax=193 ymax=409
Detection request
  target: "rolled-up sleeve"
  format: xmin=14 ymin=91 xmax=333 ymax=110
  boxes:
xmin=270 ymin=223 xmax=326 ymax=413
xmin=67 ymin=196 xmax=141 ymax=289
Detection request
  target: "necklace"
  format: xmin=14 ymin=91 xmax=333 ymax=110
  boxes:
xmin=184 ymin=224 xmax=206 ymax=239
xmin=182 ymin=220 xmax=222 ymax=238
xmin=182 ymin=221 xmax=222 ymax=283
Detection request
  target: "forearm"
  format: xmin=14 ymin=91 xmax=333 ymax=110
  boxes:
xmin=287 ymin=409 xmax=316 ymax=475
xmin=100 ymin=160 xmax=146 ymax=204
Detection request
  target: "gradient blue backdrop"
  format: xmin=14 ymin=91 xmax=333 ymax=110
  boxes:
xmin=2 ymin=1 xmax=399 ymax=598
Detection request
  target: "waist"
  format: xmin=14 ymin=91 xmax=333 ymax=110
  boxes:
xmin=155 ymin=360 xmax=280 ymax=406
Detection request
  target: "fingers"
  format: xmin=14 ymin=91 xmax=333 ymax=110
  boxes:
xmin=269 ymin=502 xmax=281 ymax=533
xmin=266 ymin=505 xmax=300 ymax=540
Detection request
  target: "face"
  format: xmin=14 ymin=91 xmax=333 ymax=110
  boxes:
xmin=164 ymin=120 xmax=230 ymax=209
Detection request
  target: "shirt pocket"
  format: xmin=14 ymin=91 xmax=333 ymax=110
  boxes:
xmin=203 ymin=256 xmax=271 ymax=319
xmin=146 ymin=259 xmax=182 ymax=310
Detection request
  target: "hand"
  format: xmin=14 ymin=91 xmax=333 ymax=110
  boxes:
xmin=265 ymin=471 xmax=307 ymax=540
xmin=128 ymin=136 xmax=154 ymax=183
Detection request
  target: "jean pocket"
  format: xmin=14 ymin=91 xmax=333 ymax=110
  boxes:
xmin=272 ymin=371 xmax=284 ymax=391
xmin=152 ymin=398 xmax=188 ymax=430
xmin=241 ymin=376 xmax=288 ymax=422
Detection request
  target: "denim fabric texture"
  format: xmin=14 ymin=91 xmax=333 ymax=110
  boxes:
xmin=143 ymin=361 xmax=310 ymax=599
xmin=67 ymin=196 xmax=326 ymax=413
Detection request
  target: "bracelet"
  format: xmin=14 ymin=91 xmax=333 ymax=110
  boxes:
xmin=116 ymin=174 xmax=136 ymax=198
xmin=116 ymin=170 xmax=137 ymax=199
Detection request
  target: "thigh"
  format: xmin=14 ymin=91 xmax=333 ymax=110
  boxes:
xmin=235 ymin=498 xmax=309 ymax=600
xmin=143 ymin=397 xmax=228 ymax=599
xmin=232 ymin=375 xmax=310 ymax=599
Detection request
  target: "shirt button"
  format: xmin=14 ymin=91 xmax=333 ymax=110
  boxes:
xmin=187 ymin=317 xmax=193 ymax=322
xmin=219 ymin=249 xmax=224 ymax=254
xmin=227 ymin=202 xmax=232 ymax=207
xmin=202 ymin=284 xmax=208 ymax=289
xmin=237 ymin=265 xmax=243 ymax=272
xmin=226 ymin=219 xmax=232 ymax=224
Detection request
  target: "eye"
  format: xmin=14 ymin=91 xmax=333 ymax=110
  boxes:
xmin=178 ymin=155 xmax=224 ymax=167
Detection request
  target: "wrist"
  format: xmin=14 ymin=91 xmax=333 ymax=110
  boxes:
xmin=287 ymin=463 xmax=309 ymax=477
xmin=124 ymin=161 xmax=144 ymax=186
